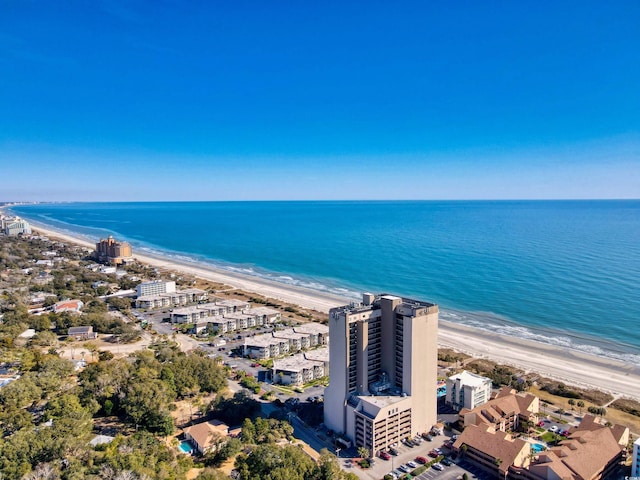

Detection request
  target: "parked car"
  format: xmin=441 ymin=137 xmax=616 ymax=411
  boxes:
xmin=441 ymin=458 xmax=453 ymax=466
xmin=379 ymin=451 xmax=391 ymax=461
xmin=560 ymin=429 xmax=569 ymax=436
xmin=433 ymin=463 xmax=444 ymax=471
xmin=399 ymin=464 xmax=410 ymax=473
xmin=407 ymin=461 xmax=418 ymax=468
xmin=415 ymin=456 xmax=428 ymax=464
xmin=549 ymin=425 xmax=559 ymax=433
xmin=389 ymin=447 xmax=399 ymax=456
xmin=537 ymin=421 xmax=546 ymax=427
xmin=429 ymin=450 xmax=440 ymax=458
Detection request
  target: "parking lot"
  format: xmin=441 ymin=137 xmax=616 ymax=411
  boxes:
xmin=339 ymin=432 xmax=476 ymax=480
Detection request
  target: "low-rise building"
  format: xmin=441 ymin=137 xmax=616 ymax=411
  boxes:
xmin=459 ymin=387 xmax=539 ymax=432
xmin=454 ymin=424 xmax=532 ymax=478
xmin=53 ymin=299 xmax=84 ymax=313
xmin=67 ymin=326 xmax=97 ymax=340
xmin=446 ymin=370 xmax=493 ymax=411
xmin=454 ymin=412 xmax=629 ymax=480
xmin=272 ymin=348 xmax=329 ymax=386
xmin=244 ymin=323 xmax=328 ymax=359
xmin=135 ymin=288 xmax=207 ymax=309
xmin=136 ymin=280 xmax=176 ymax=297
xmin=293 ymin=322 xmax=329 ymax=346
xmin=183 ymin=419 xmax=231 ymax=455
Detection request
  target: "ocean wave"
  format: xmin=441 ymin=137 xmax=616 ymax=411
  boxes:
xmin=440 ymin=309 xmax=640 ymax=367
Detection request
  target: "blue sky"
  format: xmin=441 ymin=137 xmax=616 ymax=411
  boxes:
xmin=1 ymin=1 xmax=638 ymax=201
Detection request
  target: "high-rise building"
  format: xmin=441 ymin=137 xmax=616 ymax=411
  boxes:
xmin=633 ymin=437 xmax=640 ymax=478
xmin=94 ymin=235 xmax=133 ymax=265
xmin=324 ymin=293 xmax=438 ymax=454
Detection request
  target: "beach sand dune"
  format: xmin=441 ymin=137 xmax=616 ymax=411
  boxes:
xmin=32 ymin=225 xmax=640 ymax=401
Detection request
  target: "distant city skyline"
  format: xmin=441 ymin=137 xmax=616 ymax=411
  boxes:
xmin=1 ymin=2 xmax=638 ymax=201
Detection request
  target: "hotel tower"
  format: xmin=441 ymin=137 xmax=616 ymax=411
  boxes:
xmin=324 ymin=293 xmax=438 ymax=454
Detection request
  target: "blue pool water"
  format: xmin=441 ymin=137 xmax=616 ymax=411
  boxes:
xmin=179 ymin=440 xmax=194 ymax=454
xmin=530 ymin=443 xmax=545 ymax=453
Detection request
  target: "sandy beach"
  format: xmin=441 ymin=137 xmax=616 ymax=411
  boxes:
xmin=31 ymin=224 xmax=640 ymax=401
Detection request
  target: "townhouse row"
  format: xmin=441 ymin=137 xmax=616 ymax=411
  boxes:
xmin=272 ymin=346 xmax=329 ymax=386
xmin=135 ymin=287 xmax=209 ymax=309
xmin=244 ymin=323 xmax=329 ymax=360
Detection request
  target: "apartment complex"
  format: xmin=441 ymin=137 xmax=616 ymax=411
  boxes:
xmin=272 ymin=347 xmax=329 ymax=386
xmin=135 ymin=287 xmax=208 ymax=309
xmin=244 ymin=323 xmax=329 ymax=359
xmin=136 ymin=280 xmax=176 ymax=297
xmin=324 ymin=293 xmax=438 ymax=453
xmin=1 ymin=215 xmax=32 ymax=235
xmin=456 ymin=413 xmax=629 ymax=480
xmin=446 ymin=370 xmax=493 ymax=411
xmin=95 ymin=235 xmax=133 ymax=265
xmin=459 ymin=387 xmax=539 ymax=432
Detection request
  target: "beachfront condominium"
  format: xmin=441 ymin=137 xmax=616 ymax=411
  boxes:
xmin=446 ymin=370 xmax=493 ymax=411
xmin=95 ymin=235 xmax=133 ymax=265
xmin=324 ymin=293 xmax=438 ymax=454
xmin=136 ymin=279 xmax=177 ymax=297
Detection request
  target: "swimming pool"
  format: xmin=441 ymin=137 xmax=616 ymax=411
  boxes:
xmin=179 ymin=440 xmax=194 ymax=454
xmin=530 ymin=443 xmax=545 ymax=453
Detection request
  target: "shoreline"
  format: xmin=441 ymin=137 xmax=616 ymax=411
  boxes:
xmin=22 ymin=222 xmax=640 ymax=402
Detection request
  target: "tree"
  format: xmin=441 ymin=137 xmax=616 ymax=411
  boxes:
xmin=121 ymin=379 xmax=175 ymax=431
xmin=577 ymin=400 xmax=585 ymax=414
xmin=357 ymin=446 xmax=370 ymax=459
xmin=196 ymin=468 xmax=230 ymax=480
xmin=568 ymin=399 xmax=575 ymax=411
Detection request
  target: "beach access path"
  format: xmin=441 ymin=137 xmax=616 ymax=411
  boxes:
xmin=32 ymin=225 xmax=640 ymax=401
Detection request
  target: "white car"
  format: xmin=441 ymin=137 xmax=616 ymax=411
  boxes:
xmin=549 ymin=425 xmax=559 ymax=433
xmin=432 ymin=463 xmax=444 ymax=471
xmin=407 ymin=461 xmax=418 ymax=468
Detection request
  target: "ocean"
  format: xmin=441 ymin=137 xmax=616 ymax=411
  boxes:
xmin=10 ymin=200 xmax=640 ymax=365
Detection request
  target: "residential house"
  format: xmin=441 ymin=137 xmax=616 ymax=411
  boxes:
xmin=183 ymin=419 xmax=231 ymax=455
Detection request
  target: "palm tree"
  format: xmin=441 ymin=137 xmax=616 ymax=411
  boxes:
xmin=577 ymin=401 xmax=585 ymax=414
xmin=568 ymin=399 xmax=575 ymax=412
xmin=542 ymin=401 xmax=549 ymax=415
xmin=357 ymin=446 xmax=370 ymax=460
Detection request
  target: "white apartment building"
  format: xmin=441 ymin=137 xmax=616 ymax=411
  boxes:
xmin=135 ymin=287 xmax=207 ymax=309
xmin=136 ymin=280 xmax=176 ymax=297
xmin=633 ymin=437 xmax=640 ymax=478
xmin=272 ymin=351 xmax=327 ymax=386
xmin=324 ymin=293 xmax=438 ymax=453
xmin=243 ymin=322 xmax=327 ymax=359
xmin=446 ymin=370 xmax=493 ymax=411
xmin=3 ymin=216 xmax=32 ymax=235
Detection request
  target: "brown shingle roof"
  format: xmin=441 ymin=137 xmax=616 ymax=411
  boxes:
xmin=453 ymin=425 xmax=530 ymax=473
xmin=184 ymin=420 xmax=229 ymax=451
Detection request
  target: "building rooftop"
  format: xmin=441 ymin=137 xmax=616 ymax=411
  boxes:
xmin=304 ymin=346 xmax=329 ymax=362
xmin=246 ymin=306 xmax=281 ymax=316
xmin=273 ymin=328 xmax=307 ymax=340
xmin=294 ymin=322 xmax=329 ymax=334
xmin=273 ymin=355 xmax=323 ymax=373
xmin=449 ymin=370 xmax=492 ymax=387
xmin=171 ymin=305 xmax=206 ymax=315
xmin=245 ymin=335 xmax=282 ymax=348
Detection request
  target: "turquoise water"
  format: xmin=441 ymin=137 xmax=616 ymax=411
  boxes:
xmin=11 ymin=200 xmax=640 ymax=365
xmin=179 ymin=440 xmax=193 ymax=453
xmin=530 ymin=443 xmax=545 ymax=453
